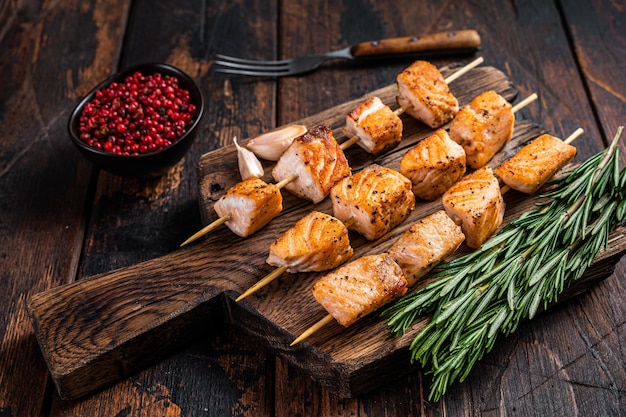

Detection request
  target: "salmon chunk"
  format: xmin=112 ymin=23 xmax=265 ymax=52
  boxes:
xmin=449 ymin=90 xmax=515 ymax=169
xmin=266 ymin=211 xmax=353 ymax=273
xmin=442 ymin=167 xmax=505 ymax=249
xmin=495 ymin=134 xmax=577 ymax=194
xmin=396 ymin=60 xmax=459 ymax=128
xmin=214 ymin=177 xmax=283 ymax=238
xmin=386 ymin=210 xmax=465 ymax=287
xmin=312 ymin=254 xmax=407 ymax=327
xmin=343 ymin=96 xmax=403 ymax=155
xmin=272 ymin=124 xmax=351 ymax=204
xmin=400 ymin=129 xmax=467 ymax=201
xmin=331 ymin=164 xmax=415 ymax=240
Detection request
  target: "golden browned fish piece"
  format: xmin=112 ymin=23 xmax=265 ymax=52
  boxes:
xmin=331 ymin=164 xmax=415 ymax=241
xmin=442 ymin=166 xmax=505 ymax=249
xmin=449 ymin=90 xmax=515 ymax=169
xmin=386 ymin=210 xmax=465 ymax=287
xmin=396 ymin=60 xmax=459 ymax=128
xmin=272 ymin=124 xmax=351 ymax=203
xmin=214 ymin=177 xmax=283 ymax=238
xmin=343 ymin=96 xmax=403 ymax=155
xmin=311 ymin=254 xmax=407 ymax=327
xmin=495 ymin=134 xmax=577 ymax=194
xmin=266 ymin=211 xmax=353 ymax=273
xmin=400 ymin=129 xmax=467 ymax=201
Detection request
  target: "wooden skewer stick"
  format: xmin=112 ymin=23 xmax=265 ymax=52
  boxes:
xmin=340 ymin=135 xmax=360 ymax=151
xmin=343 ymin=57 xmax=485 ymax=150
xmin=179 ymin=214 xmax=231 ymax=247
xmin=291 ymin=127 xmax=584 ymax=345
xmin=564 ymin=127 xmax=584 ymax=144
xmin=445 ymin=56 xmax=485 ymax=84
xmin=511 ymin=93 xmax=538 ymax=113
xmin=275 ymin=173 xmax=299 ymax=189
xmin=394 ymin=56 xmax=485 ymax=117
xmin=180 ymin=173 xmax=299 ymax=247
xmin=499 ymin=128 xmax=582 ymax=197
xmin=290 ymin=314 xmax=334 ymax=346
xmin=188 ymin=57 xmax=487 ymax=248
xmin=236 ymin=265 xmax=288 ymax=302
xmin=236 ymin=217 xmax=357 ymax=302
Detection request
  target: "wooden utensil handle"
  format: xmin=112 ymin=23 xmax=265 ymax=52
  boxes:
xmin=350 ymin=30 xmax=481 ymax=57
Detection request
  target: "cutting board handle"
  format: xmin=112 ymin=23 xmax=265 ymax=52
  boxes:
xmin=27 ymin=245 xmax=237 ymax=400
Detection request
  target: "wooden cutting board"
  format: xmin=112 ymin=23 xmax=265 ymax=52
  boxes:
xmin=27 ymin=65 xmax=626 ymax=400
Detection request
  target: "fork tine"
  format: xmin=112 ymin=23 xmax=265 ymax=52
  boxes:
xmin=213 ymin=59 xmax=289 ymax=72
xmin=213 ymin=68 xmax=292 ymax=78
xmin=214 ymin=54 xmax=292 ymax=67
xmin=212 ymin=67 xmax=290 ymax=77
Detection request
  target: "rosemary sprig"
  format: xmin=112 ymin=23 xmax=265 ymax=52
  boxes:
xmin=384 ymin=127 xmax=625 ymax=401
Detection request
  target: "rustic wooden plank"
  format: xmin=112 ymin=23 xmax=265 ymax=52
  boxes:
xmin=546 ymin=2 xmax=626 ymax=416
xmin=0 ymin=0 xmax=129 ymax=416
xmin=246 ymin=1 xmax=440 ymax=412
xmin=28 ymin=64 xmax=626 ymax=402
xmin=224 ymin=1 xmax=625 ymax=415
xmin=425 ymin=1 xmax=626 ymax=416
xmin=270 ymin=2 xmax=471 ymax=414
xmin=559 ymin=0 xmax=626 ymax=149
xmin=40 ymin=0 xmax=280 ymax=415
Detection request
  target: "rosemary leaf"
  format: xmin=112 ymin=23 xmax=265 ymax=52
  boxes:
xmin=386 ymin=127 xmax=625 ymax=401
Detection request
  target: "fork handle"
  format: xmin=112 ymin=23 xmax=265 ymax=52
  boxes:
xmin=350 ymin=30 xmax=481 ymax=57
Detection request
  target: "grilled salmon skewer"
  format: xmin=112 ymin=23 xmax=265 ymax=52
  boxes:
xmin=272 ymin=124 xmax=351 ymax=204
xmin=291 ymin=129 xmax=583 ymax=345
xmin=180 ymin=174 xmax=296 ymax=246
xmin=181 ymin=124 xmax=350 ymax=246
xmin=331 ymin=164 xmax=416 ymax=241
xmin=394 ymin=57 xmax=483 ymax=126
xmin=449 ymin=91 xmax=538 ymax=169
xmin=339 ymin=57 xmax=484 ymax=154
xmin=236 ymin=212 xmax=355 ymax=302
xmin=441 ymin=166 xmax=505 ymax=249
xmin=386 ymin=210 xmax=465 ymax=286
xmin=183 ymin=58 xmax=484 ymax=246
xmin=495 ymin=129 xmax=580 ymax=194
xmin=238 ymin=165 xmax=415 ymax=301
xmin=238 ymin=164 xmax=415 ymax=301
xmin=342 ymin=96 xmax=404 ymax=155
xmin=437 ymin=128 xmax=582 ymax=249
xmin=294 ymin=254 xmax=409 ymax=345
xmin=291 ymin=211 xmax=463 ymax=346
xmin=400 ymin=93 xmax=538 ymax=201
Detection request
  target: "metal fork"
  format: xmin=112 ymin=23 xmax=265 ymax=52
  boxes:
xmin=212 ymin=30 xmax=481 ymax=77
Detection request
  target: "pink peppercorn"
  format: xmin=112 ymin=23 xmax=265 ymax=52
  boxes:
xmin=78 ymin=71 xmax=197 ymax=155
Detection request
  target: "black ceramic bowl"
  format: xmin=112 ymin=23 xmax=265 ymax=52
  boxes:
xmin=68 ymin=63 xmax=204 ymax=178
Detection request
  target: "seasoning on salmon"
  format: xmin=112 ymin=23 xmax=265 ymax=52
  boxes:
xmin=495 ymin=133 xmax=577 ymax=194
xmin=311 ymin=254 xmax=407 ymax=327
xmin=442 ymin=166 xmax=505 ymax=249
xmin=266 ymin=211 xmax=353 ymax=273
xmin=272 ymin=124 xmax=351 ymax=204
xmin=331 ymin=164 xmax=415 ymax=241
xmin=213 ymin=177 xmax=283 ymax=238
xmin=395 ymin=60 xmax=459 ymax=128
xmin=400 ymin=129 xmax=467 ymax=201
xmin=386 ymin=210 xmax=465 ymax=287
xmin=343 ymin=96 xmax=403 ymax=155
xmin=449 ymin=90 xmax=515 ymax=169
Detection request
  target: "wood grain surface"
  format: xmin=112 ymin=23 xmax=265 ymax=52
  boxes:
xmin=28 ymin=65 xmax=626 ymax=401
xmin=2 ymin=0 xmax=625 ymax=416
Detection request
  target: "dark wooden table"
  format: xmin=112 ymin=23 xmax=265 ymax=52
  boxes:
xmin=2 ymin=0 xmax=625 ymax=416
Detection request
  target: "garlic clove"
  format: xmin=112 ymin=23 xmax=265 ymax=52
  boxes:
xmin=234 ymin=136 xmax=264 ymax=180
xmin=247 ymin=124 xmax=307 ymax=161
